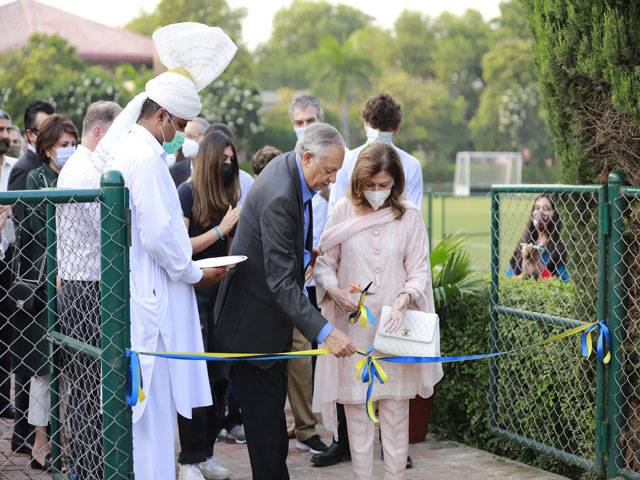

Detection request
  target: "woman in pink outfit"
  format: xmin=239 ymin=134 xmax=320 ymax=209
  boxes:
xmin=313 ymin=142 xmax=443 ymax=480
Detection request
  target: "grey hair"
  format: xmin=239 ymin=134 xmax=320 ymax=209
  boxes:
xmin=294 ymin=122 xmax=344 ymax=160
xmin=82 ymin=101 xmax=122 ymax=138
xmin=288 ymin=94 xmax=324 ymax=122
xmin=189 ymin=117 xmax=210 ymax=131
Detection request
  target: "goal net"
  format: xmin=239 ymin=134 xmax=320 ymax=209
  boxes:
xmin=453 ymin=151 xmax=523 ymax=196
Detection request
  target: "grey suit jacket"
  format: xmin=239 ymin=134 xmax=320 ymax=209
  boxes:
xmin=214 ymin=151 xmax=326 ymax=362
xmin=169 ymin=158 xmax=190 ymax=188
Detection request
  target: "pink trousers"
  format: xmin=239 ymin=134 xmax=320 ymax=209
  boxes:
xmin=344 ymin=398 xmax=410 ymax=480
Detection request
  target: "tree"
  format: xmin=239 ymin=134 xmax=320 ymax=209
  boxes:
xmin=469 ymin=38 xmax=554 ymax=179
xmin=310 ymin=35 xmax=375 ymax=146
xmin=393 ymin=10 xmax=435 ymax=79
xmin=0 ymin=34 xmax=127 ymax=129
xmin=126 ymin=0 xmax=246 ymax=43
xmin=199 ymin=77 xmax=263 ymax=152
xmin=523 ymin=0 xmax=640 ymax=184
xmin=431 ymin=10 xmax=491 ymax=124
xmin=255 ymin=0 xmax=372 ymax=90
xmin=490 ymin=0 xmax=532 ymax=44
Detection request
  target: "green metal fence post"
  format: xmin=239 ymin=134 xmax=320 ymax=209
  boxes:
xmin=100 ymin=171 xmax=132 ymax=480
xmin=45 ymin=203 xmax=62 ymax=474
xmin=488 ymin=189 xmax=500 ymax=428
xmin=594 ymin=185 xmax=608 ymax=476
xmin=606 ymin=171 xmax=625 ymax=479
xmin=427 ymin=185 xmax=433 ymax=249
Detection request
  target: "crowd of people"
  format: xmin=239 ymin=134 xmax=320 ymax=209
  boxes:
xmin=0 ymin=21 xmax=568 ymax=480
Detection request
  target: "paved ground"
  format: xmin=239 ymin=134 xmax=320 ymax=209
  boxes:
xmin=1 ymin=414 xmax=569 ymax=480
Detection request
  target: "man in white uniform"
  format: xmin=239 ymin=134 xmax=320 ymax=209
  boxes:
xmin=91 ymin=23 xmax=237 ymax=480
xmin=328 ymin=93 xmax=424 ymax=213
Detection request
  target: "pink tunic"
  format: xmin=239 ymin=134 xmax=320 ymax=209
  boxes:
xmin=313 ymin=198 xmax=444 ymax=436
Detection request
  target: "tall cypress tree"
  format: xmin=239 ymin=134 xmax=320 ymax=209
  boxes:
xmin=523 ymin=0 xmax=640 ymax=184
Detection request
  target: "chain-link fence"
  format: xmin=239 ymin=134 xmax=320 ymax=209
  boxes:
xmin=489 ymin=185 xmax=607 ymax=476
xmin=0 ymin=172 xmax=130 ymax=479
xmin=608 ymin=179 xmax=640 ymax=480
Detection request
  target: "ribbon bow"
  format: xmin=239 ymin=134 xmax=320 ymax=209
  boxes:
xmin=349 ymin=282 xmax=377 ymax=329
xmin=126 ymin=349 xmax=146 ymax=407
xmin=581 ymin=320 xmax=611 ymax=364
xmin=356 ymin=348 xmax=389 ymax=424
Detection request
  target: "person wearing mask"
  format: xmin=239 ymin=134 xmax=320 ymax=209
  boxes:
xmin=313 ymin=142 xmax=442 ymax=480
xmin=90 ymin=23 xmax=237 ymax=479
xmin=12 ymin=114 xmax=78 ymax=471
xmin=0 ymin=109 xmax=17 ymax=421
xmin=328 ymin=93 xmax=423 ymax=214
xmin=214 ymin=123 xmax=356 ymax=479
xmin=175 ymin=131 xmax=241 ymax=480
xmin=170 ymin=116 xmax=210 ymax=187
xmin=204 ymin=123 xmax=254 ymax=205
xmin=281 ymin=94 xmax=332 ymax=454
xmin=7 ymin=100 xmax=54 ymax=454
xmin=55 ymin=100 xmax=122 ymax=479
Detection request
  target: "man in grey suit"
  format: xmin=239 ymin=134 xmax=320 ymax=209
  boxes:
xmin=214 ymin=123 xmax=356 ymax=479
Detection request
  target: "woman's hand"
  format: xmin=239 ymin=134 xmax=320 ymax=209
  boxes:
xmin=385 ymin=293 xmax=410 ymax=334
xmin=328 ymin=286 xmax=360 ymax=313
xmin=218 ymin=205 xmax=241 ymax=237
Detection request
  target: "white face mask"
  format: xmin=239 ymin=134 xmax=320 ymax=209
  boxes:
xmin=294 ymin=127 xmax=305 ymax=140
xmin=181 ymin=137 xmax=199 ymax=159
xmin=365 ymin=126 xmax=394 ymax=145
xmin=363 ymin=189 xmax=391 ymax=210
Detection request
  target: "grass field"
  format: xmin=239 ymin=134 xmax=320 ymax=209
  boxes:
xmin=422 ymin=194 xmax=492 ymax=272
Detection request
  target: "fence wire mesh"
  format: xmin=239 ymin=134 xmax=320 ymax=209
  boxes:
xmin=610 ymin=187 xmax=640 ymax=479
xmin=0 ymin=183 xmax=130 ymax=480
xmin=489 ymin=189 xmax=603 ymax=472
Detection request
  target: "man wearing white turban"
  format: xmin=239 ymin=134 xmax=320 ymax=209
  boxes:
xmin=93 ymin=23 xmax=237 ymax=480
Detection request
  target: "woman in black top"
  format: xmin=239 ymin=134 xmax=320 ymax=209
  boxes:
xmin=176 ymin=131 xmax=241 ymax=479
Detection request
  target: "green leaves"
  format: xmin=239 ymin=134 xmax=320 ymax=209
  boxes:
xmin=430 ymin=235 xmax=483 ymax=311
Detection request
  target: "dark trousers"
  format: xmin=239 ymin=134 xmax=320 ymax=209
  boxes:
xmin=178 ymin=286 xmax=228 ymax=465
xmin=235 ymin=360 xmax=289 ymax=480
xmin=0 ymin=255 xmax=12 ymax=415
xmin=58 ymin=280 xmax=103 ymax=480
xmin=224 ymin=367 xmax=242 ymax=430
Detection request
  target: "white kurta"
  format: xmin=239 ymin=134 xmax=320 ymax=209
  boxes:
xmin=111 ymin=124 xmax=211 ymax=423
xmin=328 ymin=142 xmax=424 ymax=214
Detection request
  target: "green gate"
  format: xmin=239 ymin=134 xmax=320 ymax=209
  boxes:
xmin=489 ymin=173 xmax=640 ymax=479
xmin=0 ymin=171 xmax=131 ymax=479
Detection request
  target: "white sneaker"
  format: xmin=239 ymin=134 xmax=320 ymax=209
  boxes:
xmin=178 ymin=464 xmax=206 ymax=480
xmin=197 ymin=456 xmax=231 ymax=480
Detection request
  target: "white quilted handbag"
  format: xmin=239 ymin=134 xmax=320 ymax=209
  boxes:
xmin=373 ymin=306 xmax=439 ymax=357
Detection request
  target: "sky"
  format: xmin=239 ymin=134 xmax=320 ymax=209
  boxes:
xmin=3 ymin=0 xmax=502 ymax=49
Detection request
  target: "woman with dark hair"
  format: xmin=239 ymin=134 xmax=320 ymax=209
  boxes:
xmin=12 ymin=114 xmax=78 ymax=471
xmin=175 ymin=130 xmax=241 ymax=480
xmin=313 ymin=142 xmax=443 ymax=479
xmin=508 ymin=194 xmax=569 ymax=281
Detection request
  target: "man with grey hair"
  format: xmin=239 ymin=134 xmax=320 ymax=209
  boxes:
xmin=55 ymin=100 xmax=122 ymax=480
xmin=289 ymin=94 xmax=324 ymax=139
xmin=214 ymin=122 xmax=356 ymax=479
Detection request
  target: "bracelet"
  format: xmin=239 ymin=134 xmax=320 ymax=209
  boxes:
xmin=214 ymin=226 xmax=224 ymax=240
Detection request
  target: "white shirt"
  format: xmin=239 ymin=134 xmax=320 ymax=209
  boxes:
xmin=0 ymin=155 xmax=16 ymax=259
xmin=111 ymin=124 xmax=210 ymax=423
xmin=238 ymin=169 xmax=254 ymax=205
xmin=56 ymin=145 xmax=102 ymax=281
xmin=328 ymin=141 xmax=423 ymax=214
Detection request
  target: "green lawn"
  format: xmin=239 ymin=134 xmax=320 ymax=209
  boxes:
xmin=422 ymin=194 xmax=492 ymax=272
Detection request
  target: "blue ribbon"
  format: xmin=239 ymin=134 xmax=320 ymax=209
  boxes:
xmin=125 ymin=349 xmax=144 ymax=407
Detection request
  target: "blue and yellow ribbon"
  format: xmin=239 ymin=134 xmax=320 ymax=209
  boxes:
xmin=126 ymin=321 xmax=612 ymax=418
xmin=349 ymin=281 xmax=377 ymax=329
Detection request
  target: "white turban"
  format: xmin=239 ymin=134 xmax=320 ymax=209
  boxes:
xmin=92 ymin=22 xmax=237 ymax=171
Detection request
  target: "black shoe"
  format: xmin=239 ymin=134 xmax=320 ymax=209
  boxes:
xmin=12 ymin=441 xmax=32 ymax=455
xmin=296 ymin=434 xmax=329 ymax=454
xmin=30 ymin=454 xmax=53 ymax=472
xmin=406 ymin=455 xmax=413 ymax=469
xmin=311 ymin=441 xmax=350 ymax=467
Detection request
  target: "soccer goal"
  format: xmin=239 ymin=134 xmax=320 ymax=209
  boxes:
xmin=453 ymin=151 xmax=523 ymax=196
